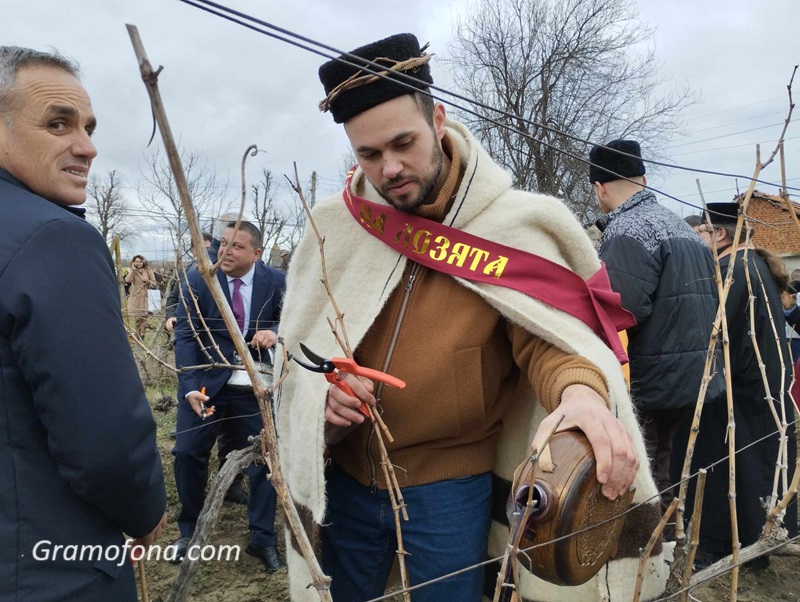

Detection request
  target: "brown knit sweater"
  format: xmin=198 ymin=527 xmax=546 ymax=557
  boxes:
xmin=328 ymin=135 xmax=609 ymax=489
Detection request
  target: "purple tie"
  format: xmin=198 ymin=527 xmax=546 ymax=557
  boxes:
xmin=232 ymin=278 xmax=245 ymax=331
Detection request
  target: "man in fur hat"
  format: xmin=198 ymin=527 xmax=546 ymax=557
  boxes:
xmin=277 ymin=34 xmax=671 ymax=601
xmin=680 ymin=205 xmax=797 ymax=569
xmin=590 ymin=141 xmax=723 ymax=523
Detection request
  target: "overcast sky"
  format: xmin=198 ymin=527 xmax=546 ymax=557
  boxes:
xmin=3 ymin=0 xmax=799 ymax=258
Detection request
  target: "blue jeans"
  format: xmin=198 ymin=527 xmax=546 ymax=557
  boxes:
xmin=322 ymin=462 xmax=492 ymax=602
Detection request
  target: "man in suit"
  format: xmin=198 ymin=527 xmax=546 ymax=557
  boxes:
xmin=0 ymin=47 xmax=166 ymax=601
xmin=172 ymin=221 xmax=286 ymax=571
xmin=166 ymin=232 xmax=248 ymax=505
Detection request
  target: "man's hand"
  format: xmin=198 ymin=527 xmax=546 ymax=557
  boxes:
xmin=165 ymin=317 xmax=177 ymax=332
xmin=530 ymin=384 xmax=639 ymax=500
xmin=131 ymin=512 xmax=167 ymax=559
xmin=186 ymin=390 xmax=211 ymax=418
xmin=781 ymin=290 xmax=797 ymax=311
xmin=324 ymin=373 xmax=375 ymax=427
xmin=250 ymin=329 xmax=277 ymax=349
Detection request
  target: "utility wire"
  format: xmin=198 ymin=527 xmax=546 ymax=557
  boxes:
xmin=688 ymin=108 xmax=789 ymax=134
xmin=687 ymin=95 xmax=786 ymax=121
xmin=672 ymin=135 xmax=800 ymax=158
xmin=667 ymin=119 xmax=798 ymax=150
xmin=177 ymin=0 xmax=800 ymax=202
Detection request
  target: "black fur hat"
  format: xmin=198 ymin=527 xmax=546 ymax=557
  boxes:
xmin=588 ymin=140 xmax=646 ymax=184
xmin=705 ymin=202 xmax=739 ymax=225
xmin=318 ymin=33 xmax=433 ymax=124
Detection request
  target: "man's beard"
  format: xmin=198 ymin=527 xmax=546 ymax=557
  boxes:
xmin=377 ymin=142 xmax=444 ymax=213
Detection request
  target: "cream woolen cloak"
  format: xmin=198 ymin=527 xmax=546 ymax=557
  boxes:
xmin=276 ymin=120 xmax=671 ymax=601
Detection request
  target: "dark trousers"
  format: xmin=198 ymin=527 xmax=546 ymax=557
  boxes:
xmin=321 ymin=462 xmax=492 ymax=602
xmin=172 ymin=386 xmax=277 ymax=546
xmin=216 ymin=406 xmax=245 ymax=489
xmin=638 ymin=407 xmax=692 ymax=512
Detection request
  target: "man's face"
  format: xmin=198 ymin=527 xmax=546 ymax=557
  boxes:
xmin=0 ymin=65 xmax=97 ymax=206
xmin=692 ymin=225 xmax=714 ymax=250
xmin=344 ymin=95 xmax=446 ymax=212
xmin=219 ymin=228 xmax=262 ymax=278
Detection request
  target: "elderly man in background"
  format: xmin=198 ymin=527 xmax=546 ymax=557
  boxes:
xmin=683 ymin=205 xmax=798 ymax=568
xmin=0 ymin=46 xmax=166 ymax=601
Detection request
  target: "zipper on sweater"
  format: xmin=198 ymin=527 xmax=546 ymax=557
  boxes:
xmin=367 ymin=262 xmax=421 ymax=491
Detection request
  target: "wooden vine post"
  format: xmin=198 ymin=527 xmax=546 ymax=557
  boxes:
xmin=126 ymin=24 xmax=332 ymax=602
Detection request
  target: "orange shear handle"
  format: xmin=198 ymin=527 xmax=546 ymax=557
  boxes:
xmin=330 ymin=357 xmax=407 ymax=389
xmin=326 ymin=358 xmax=407 ymax=418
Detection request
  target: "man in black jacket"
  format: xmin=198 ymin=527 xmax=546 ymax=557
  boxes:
xmin=682 ymin=204 xmax=797 ymax=567
xmin=0 ymin=47 xmax=166 ymax=601
xmin=590 ymin=140 xmax=723 ymax=514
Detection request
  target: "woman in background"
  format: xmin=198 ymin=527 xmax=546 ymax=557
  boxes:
xmin=125 ymin=255 xmax=156 ymax=338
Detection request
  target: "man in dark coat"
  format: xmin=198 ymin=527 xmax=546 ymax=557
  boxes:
xmin=684 ymin=204 xmax=797 ymax=567
xmin=590 ymin=140 xmax=724 ymax=515
xmin=172 ymin=221 xmax=286 ymax=571
xmin=165 ymin=233 xmax=247 ymax=504
xmin=0 ymin=47 xmax=166 ymax=601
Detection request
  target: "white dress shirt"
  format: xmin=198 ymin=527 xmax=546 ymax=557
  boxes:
xmin=186 ymin=263 xmax=257 ymax=400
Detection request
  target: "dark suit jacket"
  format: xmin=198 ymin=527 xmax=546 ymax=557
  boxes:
xmin=174 ymin=262 xmax=285 ymax=400
xmin=0 ymin=169 xmax=166 ymax=601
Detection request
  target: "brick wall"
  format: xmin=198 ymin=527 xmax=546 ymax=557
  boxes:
xmin=743 ymin=192 xmax=800 ymax=256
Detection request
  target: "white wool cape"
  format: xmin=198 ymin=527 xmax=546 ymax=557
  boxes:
xmin=276 ymin=120 xmax=671 ymax=601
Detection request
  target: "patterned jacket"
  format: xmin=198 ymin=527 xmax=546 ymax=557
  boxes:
xmin=598 ymin=190 xmax=724 ymax=410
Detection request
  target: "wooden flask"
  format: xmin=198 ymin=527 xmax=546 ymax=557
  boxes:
xmin=506 ymin=431 xmax=634 ymax=586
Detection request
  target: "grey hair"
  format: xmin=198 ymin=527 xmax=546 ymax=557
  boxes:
xmin=0 ymin=47 xmax=80 ymax=122
xmin=684 ymin=215 xmax=704 ymax=228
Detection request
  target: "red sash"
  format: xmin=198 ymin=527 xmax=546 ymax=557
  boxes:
xmin=342 ymin=169 xmax=635 ymax=363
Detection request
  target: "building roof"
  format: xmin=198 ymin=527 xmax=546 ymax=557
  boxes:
xmin=736 ymin=190 xmax=800 ymax=256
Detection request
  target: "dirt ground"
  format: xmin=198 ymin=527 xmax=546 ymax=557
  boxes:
xmin=138 ymin=381 xmax=800 ymax=602
xmin=693 ymin=558 xmax=800 ymax=602
xmin=138 ymin=392 xmax=291 ymax=602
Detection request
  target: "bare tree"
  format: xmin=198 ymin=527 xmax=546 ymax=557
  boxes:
xmin=86 ymin=170 xmax=131 ymax=244
xmin=249 ymin=167 xmax=308 ymax=263
xmin=251 ymin=168 xmax=289 ymax=251
xmin=444 ymin=0 xmax=694 ymax=224
xmin=136 ymin=147 xmax=232 ymax=254
xmin=281 ymin=192 xmax=307 ymax=255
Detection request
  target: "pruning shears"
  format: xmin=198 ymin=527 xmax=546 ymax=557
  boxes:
xmin=291 ymin=343 xmax=406 ymax=417
xmin=199 ymin=386 xmax=216 ymax=420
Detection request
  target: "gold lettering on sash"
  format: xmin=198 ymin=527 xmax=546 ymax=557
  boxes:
xmin=412 ymin=230 xmax=431 ymax=255
xmin=469 ymin=248 xmax=490 ymax=271
xmin=394 ymin=224 xmax=414 ymax=247
xmin=430 ymin=235 xmax=450 ymax=261
xmin=372 ymin=214 xmax=386 ymax=235
xmin=483 ymin=256 xmax=508 ymax=278
xmin=447 ymin=243 xmax=471 ymax=267
xmin=360 ymin=205 xmax=386 ymax=235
